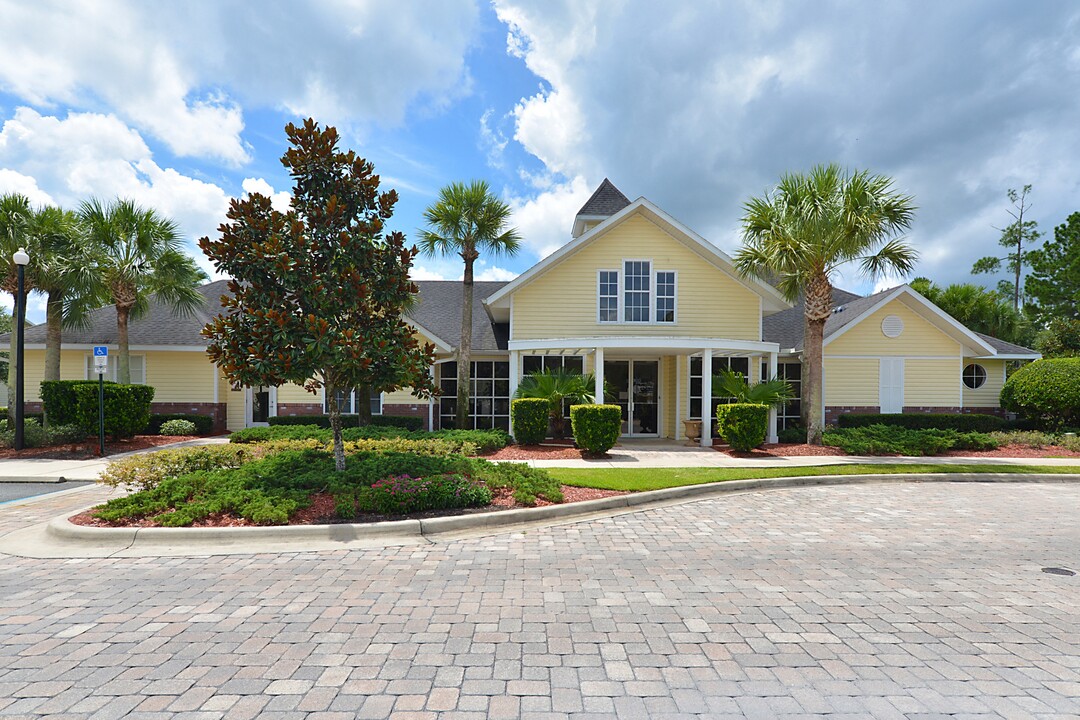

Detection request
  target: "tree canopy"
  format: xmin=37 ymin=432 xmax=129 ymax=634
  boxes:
xmin=909 ymin=278 xmax=1032 ymax=347
xmin=1025 ymin=211 xmax=1080 ymax=323
xmin=200 ymin=118 xmax=435 ymax=470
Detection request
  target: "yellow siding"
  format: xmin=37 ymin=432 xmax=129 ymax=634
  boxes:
xmin=276 ymin=382 xmax=316 ymax=404
xmin=383 ymin=386 xmax=423 ymax=404
xmin=143 ymin=351 xmax=215 ymax=403
xmin=22 ymin=349 xmax=85 ymax=402
xmin=511 ymin=214 xmax=762 ymax=341
xmin=824 ymin=358 xmax=879 ymax=405
xmin=963 ymin=358 xmax=1006 ymax=408
xmin=662 ymin=356 xmax=676 ymax=439
xmin=222 ymin=375 xmax=245 ymax=432
xmin=904 ymin=359 xmax=960 ymax=407
xmin=827 ymin=298 xmax=961 ymax=356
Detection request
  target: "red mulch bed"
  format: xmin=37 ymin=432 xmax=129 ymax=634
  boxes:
xmin=485 ymin=444 xmax=586 ymax=460
xmin=939 ymin=443 xmax=1080 ymax=458
xmin=718 ymin=443 xmax=848 ymax=458
xmin=0 ymin=434 xmax=208 ymax=460
xmin=70 ymin=484 xmax=628 ymax=528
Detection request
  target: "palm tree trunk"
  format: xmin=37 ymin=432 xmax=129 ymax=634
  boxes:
xmin=803 ymin=317 xmax=826 ymax=445
xmin=116 ymin=305 xmax=131 ymax=384
xmin=456 ymin=256 xmax=475 ymax=429
xmin=44 ymin=291 xmax=63 ymax=382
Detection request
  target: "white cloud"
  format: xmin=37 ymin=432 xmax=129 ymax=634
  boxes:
xmin=475 ymin=266 xmax=519 ymax=282
xmin=506 ymin=175 xmax=592 ymax=259
xmin=0 ymin=169 xmax=55 ymax=206
xmin=0 ymin=0 xmax=479 ymax=164
xmin=241 ymin=178 xmax=292 ymax=214
xmin=0 ymin=107 xmax=231 ymax=277
xmin=479 ymin=109 xmax=509 ymax=168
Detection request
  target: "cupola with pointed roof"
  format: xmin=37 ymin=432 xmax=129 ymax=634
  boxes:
xmin=572 ymin=178 xmax=631 ymax=237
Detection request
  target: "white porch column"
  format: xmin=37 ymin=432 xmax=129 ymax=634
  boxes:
xmin=508 ymin=350 xmax=520 ymax=436
xmin=767 ymin=351 xmax=778 ymax=444
xmin=700 ymin=349 xmax=712 ymax=448
xmin=594 ymin=347 xmax=604 ymax=404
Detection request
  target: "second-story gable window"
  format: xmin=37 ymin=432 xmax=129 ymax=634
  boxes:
xmin=598 ymin=270 xmax=619 ymax=322
xmin=656 ymin=271 xmax=676 ymax=323
xmin=624 ymin=260 xmax=651 ymax=322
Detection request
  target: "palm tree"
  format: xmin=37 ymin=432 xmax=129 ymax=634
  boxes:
xmin=419 ymin=181 xmax=520 ymax=429
xmin=514 ymin=368 xmax=596 ymax=439
xmin=79 ymin=198 xmax=207 ymax=383
xmin=735 ymin=164 xmax=917 ymax=444
xmin=0 ymin=193 xmax=36 ymax=422
xmin=31 ymin=206 xmax=99 ymax=382
xmin=712 ymin=369 xmax=794 ymax=406
xmin=909 ymin=278 xmax=1031 ymax=346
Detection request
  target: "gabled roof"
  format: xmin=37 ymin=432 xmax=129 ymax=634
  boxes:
xmin=763 ymin=283 xmax=1039 ymax=359
xmin=576 ymin=178 xmax=631 ymax=218
xmin=486 ymin=197 xmax=791 ymax=313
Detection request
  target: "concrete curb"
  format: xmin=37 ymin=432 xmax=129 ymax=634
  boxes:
xmin=38 ymin=472 xmax=1080 ymax=554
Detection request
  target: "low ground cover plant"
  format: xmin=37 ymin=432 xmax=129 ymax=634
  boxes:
xmin=0 ymin=419 xmax=90 ymax=449
xmin=159 ymin=419 xmax=198 ymax=436
xmin=93 ymin=447 xmax=562 ymax=526
xmin=146 ymin=413 xmax=214 ymax=435
xmin=228 ymin=424 xmax=510 ymax=455
xmin=822 ymin=425 xmax=999 ymax=456
xmin=987 ymin=430 xmax=1080 ymax=452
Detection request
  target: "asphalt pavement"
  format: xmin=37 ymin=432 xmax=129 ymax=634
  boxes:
xmin=0 ymin=480 xmax=92 ymax=504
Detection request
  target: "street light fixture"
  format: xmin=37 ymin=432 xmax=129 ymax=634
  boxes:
xmin=13 ymin=248 xmax=28 ymax=451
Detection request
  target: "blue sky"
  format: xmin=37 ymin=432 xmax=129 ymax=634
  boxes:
xmin=2 ymin=1 xmax=1080 ymax=323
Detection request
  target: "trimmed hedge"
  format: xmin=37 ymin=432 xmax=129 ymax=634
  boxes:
xmin=267 ymin=414 xmax=425 ymax=431
xmin=715 ymin=403 xmax=768 ymax=452
xmin=40 ymin=380 xmax=100 ymax=426
xmin=511 ymin=398 xmax=549 ymax=445
xmin=1000 ymin=358 xmax=1080 ymax=430
xmin=73 ymin=383 xmax=155 ymax=439
xmin=823 ymin=424 xmax=999 ymax=456
xmin=570 ymin=404 xmax=622 ymax=455
xmin=146 ymin=413 xmax=215 ymax=435
xmin=228 ymin=424 xmax=510 ymax=455
xmin=837 ymin=412 xmax=1006 ymax=433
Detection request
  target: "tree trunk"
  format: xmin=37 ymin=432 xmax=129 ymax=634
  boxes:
xmin=802 ymin=273 xmax=833 ymax=446
xmin=116 ymin=305 xmax=131 ymax=384
xmin=44 ymin=291 xmax=63 ymax=382
xmin=456 ymin=256 xmax=475 ymax=430
xmin=357 ymin=382 xmax=373 ymax=427
xmin=326 ymin=381 xmax=346 ymax=471
xmin=803 ymin=317 xmax=826 ymax=445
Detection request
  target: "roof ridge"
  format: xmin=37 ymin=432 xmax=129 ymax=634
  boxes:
xmin=576 ymin=178 xmax=631 ymax=217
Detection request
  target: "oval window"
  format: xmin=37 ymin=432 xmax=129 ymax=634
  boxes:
xmin=963 ymin=363 xmax=987 ymax=390
xmin=881 ymin=314 xmax=904 ymax=338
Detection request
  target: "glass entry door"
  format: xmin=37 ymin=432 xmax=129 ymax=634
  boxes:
xmin=604 ymin=360 xmax=659 ymax=437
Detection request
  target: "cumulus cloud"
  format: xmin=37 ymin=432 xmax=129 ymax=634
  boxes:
xmin=492 ymin=0 xmax=1080 ymax=288
xmin=241 ymin=178 xmax=292 ymax=214
xmin=506 ymin=175 xmax=593 ymax=259
xmin=0 ymin=169 xmax=55 ymax=206
xmin=0 ymin=108 xmax=231 ymax=276
xmin=0 ymin=0 xmax=478 ymax=164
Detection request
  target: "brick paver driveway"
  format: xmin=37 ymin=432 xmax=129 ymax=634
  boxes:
xmin=1 ymin=481 xmax=1078 ymax=719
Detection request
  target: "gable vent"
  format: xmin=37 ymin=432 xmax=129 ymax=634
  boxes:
xmin=881 ymin=314 xmax=904 ymax=338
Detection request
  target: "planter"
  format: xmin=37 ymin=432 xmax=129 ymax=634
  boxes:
xmin=682 ymin=419 xmax=702 ymax=447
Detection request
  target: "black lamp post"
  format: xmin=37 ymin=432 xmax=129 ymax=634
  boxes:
xmin=13 ymin=247 xmax=28 ymax=451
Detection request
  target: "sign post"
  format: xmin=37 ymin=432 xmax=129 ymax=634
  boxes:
xmin=93 ymin=346 xmax=108 ymax=456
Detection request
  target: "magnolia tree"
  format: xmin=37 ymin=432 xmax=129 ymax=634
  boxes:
xmin=200 ymin=119 xmax=436 ymax=470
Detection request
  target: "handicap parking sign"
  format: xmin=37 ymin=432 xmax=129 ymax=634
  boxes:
xmin=93 ymin=346 xmax=108 ymax=357
xmin=93 ymin=346 xmax=109 ymax=374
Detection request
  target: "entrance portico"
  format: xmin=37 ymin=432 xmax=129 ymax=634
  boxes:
xmin=508 ymin=336 xmax=781 ymax=445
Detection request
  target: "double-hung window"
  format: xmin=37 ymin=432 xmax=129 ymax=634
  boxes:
xmin=623 ymin=261 xmax=651 ymax=322
xmin=597 ymin=262 xmax=676 ymax=324
xmin=323 ymin=388 xmax=382 ymax=415
xmin=598 ymin=270 xmax=619 ymax=322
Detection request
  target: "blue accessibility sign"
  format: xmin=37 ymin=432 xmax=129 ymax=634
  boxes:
xmin=93 ymin=346 xmax=108 ymax=357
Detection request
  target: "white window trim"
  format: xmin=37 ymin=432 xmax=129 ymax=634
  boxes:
xmin=323 ymin=388 xmax=383 ymax=415
xmin=655 ymin=269 xmax=678 ymax=325
xmin=597 ymin=269 xmax=620 ymax=324
xmin=962 ymin=362 xmax=987 ymax=390
xmin=622 ymin=258 xmax=652 ymax=324
xmin=596 ymin=260 xmax=677 ymax=326
xmin=84 ymin=353 xmax=145 ymax=384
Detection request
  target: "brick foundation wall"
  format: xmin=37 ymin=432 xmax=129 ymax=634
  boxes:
xmin=905 ymin=405 xmax=1006 ymax=417
xmin=825 ymin=405 xmax=879 ymax=426
xmin=382 ymin=403 xmax=431 ymax=431
xmin=276 ymin=403 xmax=323 ymax=416
xmin=23 ymin=401 xmax=229 ymax=434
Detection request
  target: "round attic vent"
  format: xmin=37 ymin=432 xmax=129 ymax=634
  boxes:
xmin=881 ymin=314 xmax=904 ymax=338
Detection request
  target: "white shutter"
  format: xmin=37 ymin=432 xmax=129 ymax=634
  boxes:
xmin=879 ymin=358 xmax=904 ymax=414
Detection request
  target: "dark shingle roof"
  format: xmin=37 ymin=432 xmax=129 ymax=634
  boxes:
xmin=762 ymin=287 xmax=864 ymax=351
xmin=577 ymin=179 xmax=631 ymax=217
xmin=17 ymin=279 xmax=231 ymax=347
xmin=975 ymin=332 xmax=1038 ymax=356
xmin=408 ymin=281 xmax=509 ymax=352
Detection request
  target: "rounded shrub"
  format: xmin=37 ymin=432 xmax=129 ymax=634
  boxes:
xmin=570 ymin=404 xmax=622 ymax=455
xmin=159 ymin=419 xmax=198 ymax=436
xmin=715 ymin=403 xmax=768 ymax=452
xmin=0 ymin=418 xmax=48 ymax=449
xmin=1000 ymin=358 xmax=1080 ymax=430
xmin=512 ymin=398 xmax=550 ymax=445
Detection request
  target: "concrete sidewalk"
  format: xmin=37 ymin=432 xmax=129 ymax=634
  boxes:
xmin=0 ymin=437 xmax=229 ymax=483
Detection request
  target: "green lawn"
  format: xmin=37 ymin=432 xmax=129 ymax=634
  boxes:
xmin=548 ymin=464 xmax=1080 ymax=492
